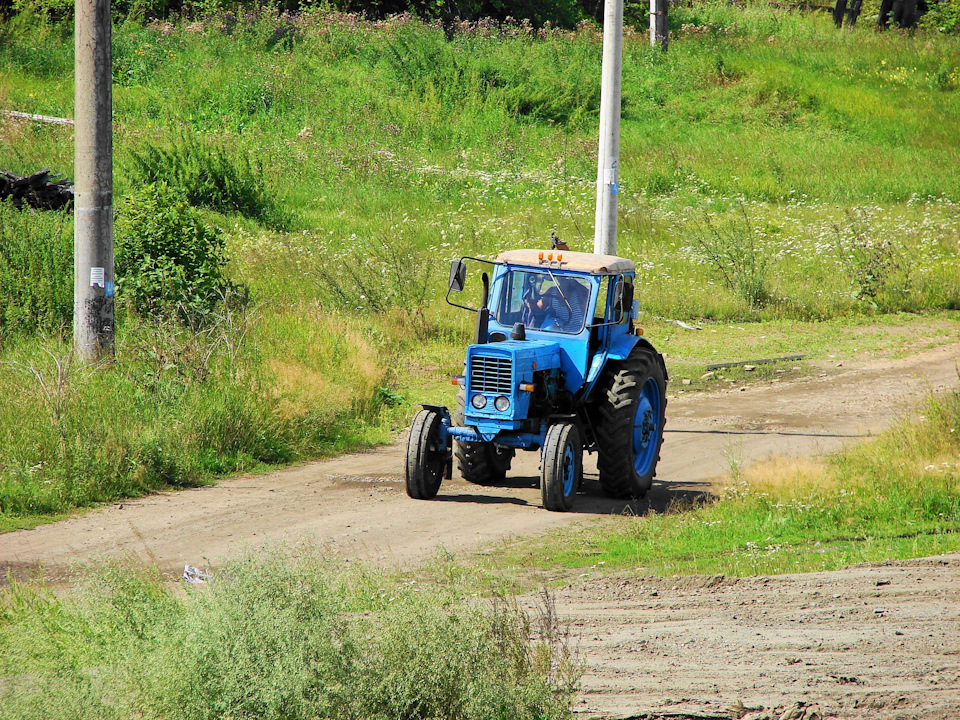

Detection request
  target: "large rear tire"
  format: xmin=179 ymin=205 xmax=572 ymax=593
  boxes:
xmin=454 ymin=389 xmax=514 ymax=484
xmin=541 ymin=422 xmax=582 ymax=512
xmin=406 ymin=409 xmax=446 ymax=499
xmin=596 ymin=344 xmax=667 ymax=499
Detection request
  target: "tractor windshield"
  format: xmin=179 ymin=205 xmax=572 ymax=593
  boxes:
xmin=495 ymin=269 xmax=591 ymax=334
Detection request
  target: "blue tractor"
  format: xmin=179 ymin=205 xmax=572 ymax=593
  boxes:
xmin=406 ymin=248 xmax=668 ymax=511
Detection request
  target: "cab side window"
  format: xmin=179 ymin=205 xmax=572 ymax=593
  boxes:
xmin=594 ymin=278 xmax=610 ymax=325
xmin=497 ymin=271 xmax=527 ymax=326
xmin=610 ymin=276 xmax=633 ymax=323
xmin=612 ymin=275 xmax=633 ymax=324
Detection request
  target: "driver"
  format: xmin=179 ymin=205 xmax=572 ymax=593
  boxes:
xmin=523 ymin=276 xmax=588 ymax=332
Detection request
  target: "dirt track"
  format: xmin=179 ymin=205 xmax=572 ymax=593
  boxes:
xmin=2 ymin=341 xmax=959 ymax=719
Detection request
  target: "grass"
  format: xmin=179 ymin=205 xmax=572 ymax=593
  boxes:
xmin=651 ymin=312 xmax=960 ymax=390
xmin=2 ymin=5 xmax=960 ymax=716
xmin=0 ymin=315 xmax=395 ymax=528
xmin=0 ymin=548 xmax=580 ymax=720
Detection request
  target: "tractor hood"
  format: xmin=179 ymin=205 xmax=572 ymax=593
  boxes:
xmin=463 ymin=339 xmax=561 ymax=428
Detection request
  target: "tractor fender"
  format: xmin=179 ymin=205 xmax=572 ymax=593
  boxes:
xmin=418 ymin=404 xmax=452 ymax=449
xmin=580 ymin=333 xmax=662 ymax=403
xmin=419 ymin=403 xmax=451 ymax=420
xmin=629 ymin=335 xmax=668 ymax=378
xmin=609 ymin=335 xmax=668 ymax=380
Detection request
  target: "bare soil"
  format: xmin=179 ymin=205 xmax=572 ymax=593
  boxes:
xmin=551 ymin=555 xmax=960 ymax=720
xmin=2 ymin=341 xmax=959 ymax=719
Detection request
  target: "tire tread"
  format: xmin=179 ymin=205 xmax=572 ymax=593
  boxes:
xmin=406 ymin=409 xmax=444 ymax=499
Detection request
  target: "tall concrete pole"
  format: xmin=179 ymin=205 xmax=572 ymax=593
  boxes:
xmin=649 ymin=0 xmax=656 ymax=47
xmin=594 ymin=0 xmax=623 ymax=256
xmin=74 ymin=0 xmax=114 ymax=361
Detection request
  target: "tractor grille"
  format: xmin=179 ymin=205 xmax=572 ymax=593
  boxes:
xmin=470 ymin=355 xmax=512 ymax=395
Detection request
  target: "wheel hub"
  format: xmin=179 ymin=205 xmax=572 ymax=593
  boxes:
xmin=562 ymin=444 xmax=575 ymax=496
xmin=632 ymin=377 xmax=662 ymax=476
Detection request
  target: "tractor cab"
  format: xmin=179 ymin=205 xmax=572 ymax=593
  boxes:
xmin=483 ymin=249 xmax=637 ymax=396
xmin=407 ymin=246 xmax=667 ymax=512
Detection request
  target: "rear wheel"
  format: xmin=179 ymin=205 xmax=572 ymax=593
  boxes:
xmin=406 ymin=409 xmax=446 ymax=499
xmin=541 ymin=422 xmax=582 ymax=512
xmin=596 ymin=344 xmax=667 ymax=499
xmin=454 ymin=389 xmax=514 ymax=484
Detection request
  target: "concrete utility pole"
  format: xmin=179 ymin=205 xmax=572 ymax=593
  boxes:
xmin=650 ymin=0 xmax=668 ymax=51
xmin=594 ymin=0 xmax=623 ymax=256
xmin=74 ymin=0 xmax=114 ymax=360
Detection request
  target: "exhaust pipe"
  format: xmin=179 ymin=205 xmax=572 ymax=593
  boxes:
xmin=474 ymin=272 xmax=489 ymax=344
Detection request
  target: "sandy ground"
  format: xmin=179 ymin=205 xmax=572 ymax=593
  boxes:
xmin=1 ymin=340 xmax=959 ymax=718
xmin=551 ymin=554 xmax=960 ymax=720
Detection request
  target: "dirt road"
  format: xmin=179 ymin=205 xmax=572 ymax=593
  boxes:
xmin=2 ymin=341 xmax=959 ymax=718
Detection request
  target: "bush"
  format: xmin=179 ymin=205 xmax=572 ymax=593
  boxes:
xmin=128 ymin=135 xmax=288 ymax=229
xmin=919 ymin=0 xmax=960 ymax=33
xmin=831 ymin=209 xmax=912 ymax=306
xmin=691 ymin=206 xmax=772 ymax=309
xmin=314 ymin=232 xmax=435 ymax=317
xmin=0 ymin=199 xmax=73 ymax=338
xmin=115 ymin=182 xmax=246 ymax=327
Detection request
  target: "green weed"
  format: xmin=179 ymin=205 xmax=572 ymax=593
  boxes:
xmin=0 ymin=549 xmax=580 ymax=720
xmin=127 ymin=135 xmax=288 ymax=229
xmin=691 ymin=204 xmax=771 ymax=309
xmin=0 ymin=8 xmax=72 ymax=78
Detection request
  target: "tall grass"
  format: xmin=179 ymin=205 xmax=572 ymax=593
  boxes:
xmin=0 ymin=201 xmax=72 ymax=338
xmin=127 ymin=136 xmax=289 ymax=229
xmin=0 ymin=549 xmax=580 ymax=720
xmin=0 ymin=310 xmax=394 ymax=527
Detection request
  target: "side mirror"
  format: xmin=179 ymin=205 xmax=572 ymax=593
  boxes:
xmin=449 ymin=259 xmax=467 ymax=293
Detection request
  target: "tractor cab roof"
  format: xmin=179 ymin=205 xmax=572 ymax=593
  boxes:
xmin=495 ymin=249 xmax=635 ymax=274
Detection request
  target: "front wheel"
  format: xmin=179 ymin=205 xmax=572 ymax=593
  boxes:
xmin=596 ymin=344 xmax=667 ymax=499
xmin=406 ymin=409 xmax=447 ymax=499
xmin=541 ymin=422 xmax=582 ymax=512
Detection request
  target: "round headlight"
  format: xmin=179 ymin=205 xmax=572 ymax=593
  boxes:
xmin=471 ymin=394 xmax=487 ymax=409
xmin=494 ymin=396 xmax=510 ymax=412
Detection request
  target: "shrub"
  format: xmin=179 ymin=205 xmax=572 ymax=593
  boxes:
xmin=691 ymin=206 xmax=771 ymax=309
xmin=314 ymin=232 xmax=435 ymax=317
xmin=0 ymin=550 xmax=581 ymax=720
xmin=115 ymin=182 xmax=246 ymax=327
xmin=919 ymin=0 xmax=960 ymax=33
xmin=0 ymin=199 xmax=73 ymax=338
xmin=128 ymin=135 xmax=288 ymax=229
xmin=831 ymin=208 xmax=914 ymax=309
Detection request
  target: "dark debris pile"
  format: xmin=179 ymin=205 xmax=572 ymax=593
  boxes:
xmin=0 ymin=168 xmax=74 ymax=211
